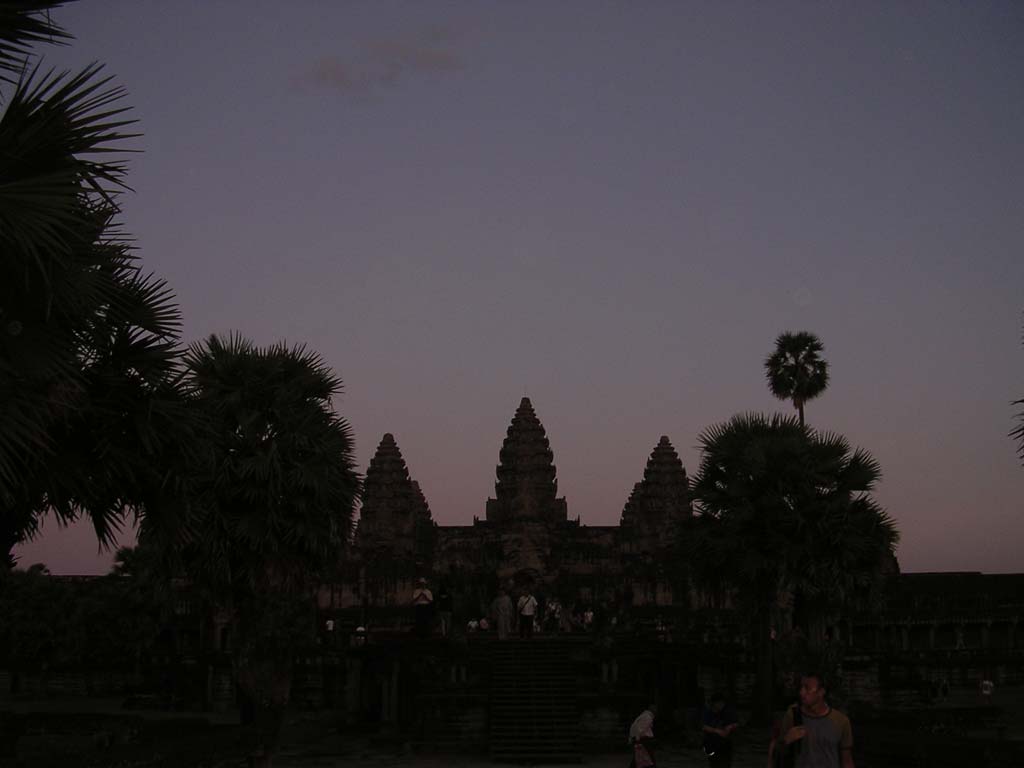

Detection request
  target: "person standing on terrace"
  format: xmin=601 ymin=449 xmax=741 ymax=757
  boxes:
xmin=517 ymin=589 xmax=538 ymax=638
xmin=411 ymin=577 xmax=434 ymax=638
xmin=768 ymin=673 xmax=853 ymax=768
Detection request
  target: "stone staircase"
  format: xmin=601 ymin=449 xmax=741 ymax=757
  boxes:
xmin=413 ymin=692 xmax=488 ymax=753
xmin=489 ymin=640 xmax=580 ymax=763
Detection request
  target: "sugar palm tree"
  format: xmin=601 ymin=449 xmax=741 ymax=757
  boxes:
xmin=169 ymin=334 xmax=360 ymax=768
xmin=687 ymin=413 xmax=897 ymax=724
xmin=764 ymin=331 xmax=830 ymax=426
xmin=1 ymin=2 xmax=189 ymax=566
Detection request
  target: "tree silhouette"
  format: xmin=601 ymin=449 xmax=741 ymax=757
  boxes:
xmin=764 ymin=331 xmax=830 ymax=426
xmin=687 ymin=413 xmax=897 ymax=724
xmin=0 ymin=2 xmax=189 ymax=566
xmin=165 ymin=334 xmax=360 ymax=768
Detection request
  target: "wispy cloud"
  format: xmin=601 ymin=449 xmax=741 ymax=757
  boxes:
xmin=296 ymin=28 xmax=463 ymax=96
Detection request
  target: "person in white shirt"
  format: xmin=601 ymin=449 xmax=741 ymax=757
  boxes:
xmin=629 ymin=703 xmax=658 ymax=768
xmin=411 ymin=577 xmax=434 ymax=638
xmin=517 ymin=590 xmax=538 ymax=638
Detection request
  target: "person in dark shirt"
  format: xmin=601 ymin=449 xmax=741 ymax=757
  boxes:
xmin=702 ymin=692 xmax=738 ymax=767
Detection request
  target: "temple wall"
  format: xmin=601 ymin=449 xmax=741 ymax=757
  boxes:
xmin=434 ymin=526 xmax=490 ymax=571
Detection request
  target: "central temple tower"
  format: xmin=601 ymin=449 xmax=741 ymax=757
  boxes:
xmin=485 ymin=397 xmax=568 ymax=526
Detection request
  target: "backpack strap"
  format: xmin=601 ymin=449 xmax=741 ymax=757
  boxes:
xmin=787 ymin=705 xmax=803 ymax=764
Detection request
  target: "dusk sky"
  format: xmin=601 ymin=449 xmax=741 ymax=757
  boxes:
xmin=14 ymin=1 xmax=1024 ymax=575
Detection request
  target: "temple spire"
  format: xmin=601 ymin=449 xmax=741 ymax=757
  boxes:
xmin=357 ymin=433 xmax=433 ymax=555
xmin=620 ymin=435 xmax=690 ymax=546
xmin=485 ymin=397 xmax=567 ymax=525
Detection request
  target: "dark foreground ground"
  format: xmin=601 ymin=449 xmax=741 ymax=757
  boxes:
xmin=2 ymin=687 xmax=1023 ymax=768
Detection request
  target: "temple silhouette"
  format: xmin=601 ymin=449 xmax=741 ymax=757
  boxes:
xmin=345 ymin=397 xmax=692 ymax=613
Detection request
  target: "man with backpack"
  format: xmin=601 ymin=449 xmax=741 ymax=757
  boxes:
xmin=768 ymin=673 xmax=853 ymax=768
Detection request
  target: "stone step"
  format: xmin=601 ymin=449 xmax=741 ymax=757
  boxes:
xmin=491 ymin=700 xmax=575 ymax=708
xmin=490 ymin=726 xmax=579 ymax=735
xmin=490 ymin=713 xmax=577 ymax=720
xmin=490 ymin=701 xmax=576 ymax=709
xmin=491 ymin=749 xmax=580 ymax=763
xmin=487 ymin=642 xmax=580 ymax=762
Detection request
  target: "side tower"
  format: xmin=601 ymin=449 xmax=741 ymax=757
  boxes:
xmin=620 ymin=435 xmax=691 ymax=552
xmin=356 ymin=433 xmax=435 ymax=559
xmin=485 ymin=397 xmax=568 ymax=526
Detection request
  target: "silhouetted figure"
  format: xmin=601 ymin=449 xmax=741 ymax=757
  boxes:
xmin=583 ymin=605 xmax=594 ymax=631
xmin=702 ymin=692 xmax=738 ymax=767
xmin=411 ymin=577 xmax=434 ymax=638
xmin=544 ymin=597 xmax=563 ymax=633
xmin=517 ymin=590 xmax=537 ymax=638
xmin=436 ymin=583 xmax=453 ymax=638
xmin=491 ymin=588 xmax=514 ymax=640
xmin=628 ymin=703 xmax=658 ymax=768
xmin=980 ymin=676 xmax=994 ymax=704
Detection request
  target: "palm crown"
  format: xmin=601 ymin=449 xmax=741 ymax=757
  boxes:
xmin=180 ymin=334 xmax=360 ymax=594
xmin=688 ymin=412 xmax=898 ymax=721
xmin=764 ymin=331 xmax=829 ymax=426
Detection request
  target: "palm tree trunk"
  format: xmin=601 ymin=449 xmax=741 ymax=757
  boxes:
xmin=796 ymin=400 xmax=805 ymax=427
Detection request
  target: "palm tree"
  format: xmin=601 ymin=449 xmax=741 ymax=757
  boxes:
xmin=764 ymin=331 xmax=830 ymax=426
xmin=1 ymin=2 xmax=189 ymax=566
xmin=687 ymin=413 xmax=898 ymax=724
xmin=165 ymin=334 xmax=360 ymax=768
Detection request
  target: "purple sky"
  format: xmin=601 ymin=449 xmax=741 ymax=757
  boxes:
xmin=14 ymin=1 xmax=1024 ymax=575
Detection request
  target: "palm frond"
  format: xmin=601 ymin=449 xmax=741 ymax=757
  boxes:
xmin=173 ymin=336 xmax=361 ymax=595
xmin=0 ymin=1 xmax=72 ymax=84
xmin=0 ymin=62 xmax=138 ymax=284
xmin=1013 ymin=316 xmax=1024 ymax=465
xmin=1012 ymin=399 xmax=1024 ymax=465
xmin=691 ymin=411 xmax=897 ymax=617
